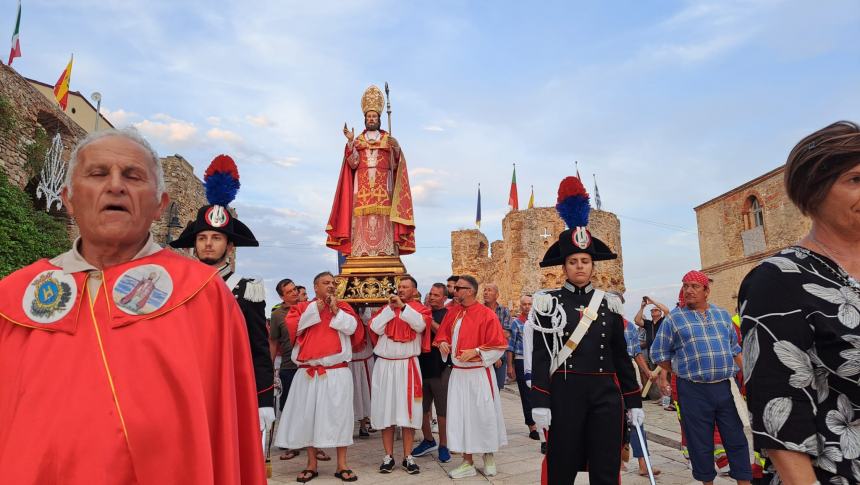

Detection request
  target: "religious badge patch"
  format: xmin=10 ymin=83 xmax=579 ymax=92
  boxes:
xmin=23 ymin=270 xmax=77 ymax=324
xmin=113 ymin=264 xmax=173 ymax=315
xmin=205 ymin=205 xmax=230 ymax=228
xmin=572 ymin=227 xmax=592 ymax=250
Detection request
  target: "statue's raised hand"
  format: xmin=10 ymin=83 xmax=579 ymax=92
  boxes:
xmin=343 ymin=123 xmax=354 ymax=142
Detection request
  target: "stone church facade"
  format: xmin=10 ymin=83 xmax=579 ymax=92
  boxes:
xmin=694 ymin=166 xmax=809 ymax=312
xmin=451 ymin=206 xmax=625 ymax=310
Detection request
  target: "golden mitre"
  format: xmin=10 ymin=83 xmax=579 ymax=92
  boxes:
xmin=361 ymin=85 xmax=385 ymax=115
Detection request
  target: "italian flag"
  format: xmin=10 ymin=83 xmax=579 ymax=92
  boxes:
xmin=53 ymin=54 xmax=73 ymax=110
xmin=508 ymin=163 xmax=519 ymax=211
xmin=7 ymin=0 xmax=21 ymax=66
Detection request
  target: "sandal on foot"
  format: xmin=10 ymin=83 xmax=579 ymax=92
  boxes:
xmin=315 ymin=450 xmax=331 ymax=461
xmin=296 ymin=469 xmax=318 ymax=483
xmin=334 ymin=469 xmax=358 ymax=482
xmin=640 ymin=469 xmax=661 ymax=476
xmin=280 ymin=449 xmax=300 ymax=460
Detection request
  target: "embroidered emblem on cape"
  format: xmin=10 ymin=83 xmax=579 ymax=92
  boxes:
xmin=205 ymin=205 xmax=229 ymax=228
xmin=113 ymin=264 xmax=173 ymax=315
xmin=572 ymin=227 xmax=591 ymax=250
xmin=23 ymin=270 xmax=76 ymax=323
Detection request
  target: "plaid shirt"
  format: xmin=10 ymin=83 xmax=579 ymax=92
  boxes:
xmin=489 ymin=303 xmax=512 ymax=331
xmin=650 ymin=304 xmax=741 ymax=383
xmin=508 ymin=314 xmax=526 ymax=357
xmin=624 ymin=319 xmax=642 ymax=358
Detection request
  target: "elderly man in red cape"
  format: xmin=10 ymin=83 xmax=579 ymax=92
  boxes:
xmin=434 ymin=275 xmax=509 ymax=480
xmin=273 ymin=271 xmax=365 ymax=483
xmin=0 ymin=129 xmax=265 ymax=484
xmin=325 ymin=85 xmax=415 ymax=257
xmin=368 ymin=275 xmax=432 ymax=474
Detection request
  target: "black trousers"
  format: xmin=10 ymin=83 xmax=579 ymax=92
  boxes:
xmin=278 ymin=368 xmax=297 ymax=411
xmin=514 ymin=359 xmax=535 ymax=426
xmin=547 ymin=373 xmax=623 ymax=485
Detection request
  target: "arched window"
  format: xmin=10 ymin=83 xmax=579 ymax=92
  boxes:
xmin=744 ymin=196 xmax=764 ymax=230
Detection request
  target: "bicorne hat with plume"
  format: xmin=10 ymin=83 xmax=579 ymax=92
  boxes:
xmin=169 ymin=155 xmax=259 ymax=248
xmin=539 ymin=176 xmax=616 ymax=267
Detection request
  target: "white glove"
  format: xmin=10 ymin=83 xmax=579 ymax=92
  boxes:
xmin=533 ymin=293 xmax=552 ymax=314
xmin=532 ymin=407 xmax=552 ymax=431
xmin=259 ymin=406 xmax=276 ymax=431
xmin=627 ymin=407 xmax=645 ymax=427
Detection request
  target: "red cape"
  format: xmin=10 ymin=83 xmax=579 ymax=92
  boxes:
xmin=0 ymin=252 xmax=265 ymax=484
xmin=286 ymin=299 xmax=363 ymax=361
xmin=369 ymin=300 xmax=432 ymax=353
xmin=433 ymin=302 xmax=507 ymax=357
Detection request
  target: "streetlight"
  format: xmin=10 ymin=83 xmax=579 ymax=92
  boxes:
xmin=164 ymin=202 xmax=182 ymax=245
xmin=90 ymin=92 xmax=102 ymax=132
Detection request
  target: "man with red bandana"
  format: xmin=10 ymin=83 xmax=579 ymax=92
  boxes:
xmin=368 ymin=275 xmax=432 ymax=474
xmin=273 ymin=271 xmax=364 ymax=483
xmin=651 ymin=270 xmax=751 ymax=485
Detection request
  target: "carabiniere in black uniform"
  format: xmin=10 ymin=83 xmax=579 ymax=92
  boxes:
xmin=527 ymin=176 xmax=642 ymax=485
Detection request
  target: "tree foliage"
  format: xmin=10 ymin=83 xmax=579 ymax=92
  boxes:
xmin=0 ymin=172 xmax=69 ymax=278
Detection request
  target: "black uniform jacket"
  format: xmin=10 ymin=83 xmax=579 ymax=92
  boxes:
xmin=232 ymin=277 xmax=274 ymax=407
xmin=529 ymin=282 xmax=642 ymax=410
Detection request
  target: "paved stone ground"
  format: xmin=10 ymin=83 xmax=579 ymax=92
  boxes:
xmin=266 ymin=383 xmax=747 ymax=484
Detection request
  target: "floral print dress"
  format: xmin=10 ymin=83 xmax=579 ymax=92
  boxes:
xmin=739 ymin=246 xmax=860 ymax=484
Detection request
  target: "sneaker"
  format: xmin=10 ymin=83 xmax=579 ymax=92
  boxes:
xmin=482 ymin=453 xmax=497 ymax=476
xmin=358 ymin=427 xmax=370 ymax=438
xmin=438 ymin=445 xmax=451 ymax=463
xmin=411 ymin=439 xmax=438 ymax=457
xmin=448 ymin=461 xmax=477 ymax=479
xmin=379 ymin=455 xmax=394 ymax=474
xmin=402 ymin=456 xmax=420 ymax=474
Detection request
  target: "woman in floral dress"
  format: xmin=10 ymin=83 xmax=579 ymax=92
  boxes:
xmin=739 ymin=121 xmax=860 ymax=484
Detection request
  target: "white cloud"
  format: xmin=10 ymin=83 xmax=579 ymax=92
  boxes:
xmin=101 ymin=108 xmax=137 ymax=127
xmin=422 ymin=125 xmax=445 ymax=132
xmin=270 ymin=157 xmax=300 ymax=169
xmin=134 ymin=115 xmax=198 ymax=144
xmin=245 ymin=114 xmax=274 ymax=127
xmin=206 ymin=116 xmax=221 ymax=126
xmin=206 ymin=127 xmax=243 ymax=144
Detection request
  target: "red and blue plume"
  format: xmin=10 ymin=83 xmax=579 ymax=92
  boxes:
xmin=555 ymin=176 xmax=590 ymax=228
xmin=204 ymin=154 xmax=240 ymax=207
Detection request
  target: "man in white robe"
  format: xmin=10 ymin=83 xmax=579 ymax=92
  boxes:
xmin=369 ymin=276 xmax=431 ymax=474
xmin=434 ymin=275 xmax=508 ymax=479
xmin=273 ymin=272 xmax=363 ymax=483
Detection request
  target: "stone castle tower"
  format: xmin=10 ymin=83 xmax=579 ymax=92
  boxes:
xmin=451 ymin=207 xmax=624 ymax=309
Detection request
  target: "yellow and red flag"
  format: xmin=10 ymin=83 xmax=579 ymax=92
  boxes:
xmin=528 ymin=185 xmax=535 ymax=209
xmin=53 ymin=54 xmax=73 ymax=110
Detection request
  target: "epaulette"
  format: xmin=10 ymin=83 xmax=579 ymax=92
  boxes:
xmin=243 ymin=279 xmax=266 ymax=303
xmin=604 ymin=292 xmax=624 ymax=315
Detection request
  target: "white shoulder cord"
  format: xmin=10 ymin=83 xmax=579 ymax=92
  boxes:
xmin=525 ymin=291 xmax=568 ymax=365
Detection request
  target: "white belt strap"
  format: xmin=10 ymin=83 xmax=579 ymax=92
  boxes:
xmin=551 ymin=289 xmax=605 ymax=373
xmin=225 ymin=273 xmax=242 ymax=292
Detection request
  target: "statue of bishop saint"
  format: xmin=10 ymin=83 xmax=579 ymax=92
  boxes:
xmin=326 ymin=85 xmax=416 ymax=257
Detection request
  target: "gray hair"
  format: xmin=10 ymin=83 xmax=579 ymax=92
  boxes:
xmin=65 ymin=128 xmax=164 ymax=198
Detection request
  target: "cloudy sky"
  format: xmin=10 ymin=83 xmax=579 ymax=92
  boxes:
xmin=7 ymin=0 xmax=860 ymax=315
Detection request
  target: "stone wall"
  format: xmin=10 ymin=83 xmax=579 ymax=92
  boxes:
xmin=151 ymin=155 xmax=206 ymax=246
xmin=695 ymin=166 xmax=810 ymax=311
xmin=0 ymin=64 xmax=205 ymax=251
xmin=452 ymin=206 xmax=625 ymax=310
xmin=0 ymin=63 xmax=88 ymax=190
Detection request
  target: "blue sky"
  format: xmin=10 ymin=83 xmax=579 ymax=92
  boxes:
xmin=6 ymin=0 xmax=860 ymax=315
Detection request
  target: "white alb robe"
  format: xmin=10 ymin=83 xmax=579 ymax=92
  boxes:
xmin=349 ymin=331 xmax=374 ymax=421
xmin=442 ymin=318 xmax=508 ymax=454
xmin=274 ymin=303 xmax=357 ymax=449
xmin=369 ymin=305 xmax=426 ymax=429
